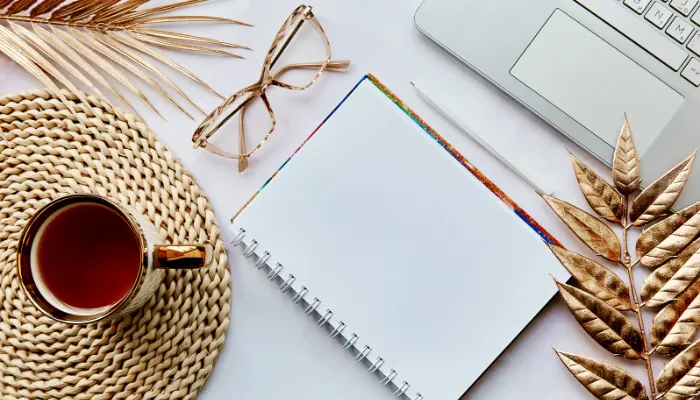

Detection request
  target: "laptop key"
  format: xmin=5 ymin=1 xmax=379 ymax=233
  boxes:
xmin=688 ymin=31 xmax=700 ymax=55
xmin=682 ymin=58 xmax=700 ymax=85
xmin=646 ymin=2 xmax=674 ymax=29
xmin=667 ymin=16 xmax=694 ymax=43
xmin=693 ymin=7 xmax=700 ymax=26
xmin=626 ymin=0 xmax=653 ymax=14
xmin=574 ymin=0 xmax=688 ymax=70
xmin=671 ymin=0 xmax=700 ymax=16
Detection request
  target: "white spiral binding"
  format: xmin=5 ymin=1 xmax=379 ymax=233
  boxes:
xmin=233 ymin=228 xmax=422 ymax=400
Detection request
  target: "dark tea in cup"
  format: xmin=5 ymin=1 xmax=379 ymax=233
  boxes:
xmin=33 ymin=203 xmax=141 ymax=313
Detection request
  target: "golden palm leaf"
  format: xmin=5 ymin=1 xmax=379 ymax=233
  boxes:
xmin=0 ymin=0 xmax=251 ymax=120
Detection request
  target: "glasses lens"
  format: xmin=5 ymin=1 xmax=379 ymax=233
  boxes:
xmin=205 ymin=92 xmax=274 ymax=160
xmin=268 ymin=16 xmax=329 ymax=88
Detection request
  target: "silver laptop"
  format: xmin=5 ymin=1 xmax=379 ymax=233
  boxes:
xmin=415 ymin=0 xmax=700 ymax=207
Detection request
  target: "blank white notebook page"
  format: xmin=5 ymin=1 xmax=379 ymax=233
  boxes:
xmin=231 ymin=78 xmax=566 ymax=399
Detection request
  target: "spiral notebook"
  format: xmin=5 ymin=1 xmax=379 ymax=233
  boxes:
xmin=230 ymin=75 xmax=565 ymax=399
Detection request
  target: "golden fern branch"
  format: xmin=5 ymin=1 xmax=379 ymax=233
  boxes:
xmin=549 ymin=115 xmax=700 ymax=400
xmin=0 ymin=0 xmax=251 ymax=120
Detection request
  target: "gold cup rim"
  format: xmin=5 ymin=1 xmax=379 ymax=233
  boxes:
xmin=17 ymin=194 xmax=149 ymax=324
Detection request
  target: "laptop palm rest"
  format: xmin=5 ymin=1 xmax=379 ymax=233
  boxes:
xmin=511 ymin=9 xmax=684 ymax=156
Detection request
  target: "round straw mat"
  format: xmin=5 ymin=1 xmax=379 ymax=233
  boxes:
xmin=0 ymin=89 xmax=231 ymax=400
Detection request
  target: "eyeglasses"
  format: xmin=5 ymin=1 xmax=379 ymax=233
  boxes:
xmin=192 ymin=5 xmax=351 ymax=172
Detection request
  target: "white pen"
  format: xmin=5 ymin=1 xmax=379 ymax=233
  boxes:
xmin=411 ymin=81 xmax=552 ymax=196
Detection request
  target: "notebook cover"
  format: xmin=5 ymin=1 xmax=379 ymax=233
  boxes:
xmin=232 ymin=75 xmax=563 ymax=399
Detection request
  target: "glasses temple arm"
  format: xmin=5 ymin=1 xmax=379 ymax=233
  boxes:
xmin=272 ymin=60 xmax=351 ymax=79
xmin=238 ymin=103 xmax=249 ymax=172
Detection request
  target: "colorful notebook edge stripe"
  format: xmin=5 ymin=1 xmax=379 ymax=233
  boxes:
xmin=366 ymin=74 xmax=560 ymax=247
xmin=232 ymin=74 xmax=561 ymax=248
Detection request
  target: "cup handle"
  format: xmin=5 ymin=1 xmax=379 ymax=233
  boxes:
xmin=153 ymin=244 xmax=214 ymax=270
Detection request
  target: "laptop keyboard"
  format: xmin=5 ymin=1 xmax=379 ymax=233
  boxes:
xmin=574 ymin=0 xmax=700 ymax=86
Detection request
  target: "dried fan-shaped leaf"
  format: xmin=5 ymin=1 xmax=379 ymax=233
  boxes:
xmin=631 ymin=152 xmax=697 ymax=227
xmin=3 ymin=22 xmax=99 ymax=123
xmin=7 ymin=0 xmax=36 ymax=15
xmin=135 ymin=15 xmax=253 ymax=27
xmin=639 ymin=207 xmax=700 ymax=268
xmin=33 ymin=24 xmax=137 ymax=117
xmin=656 ymin=339 xmax=700 ymax=399
xmin=0 ymin=0 xmax=250 ymax=117
xmin=111 ymin=0 xmax=208 ymax=24
xmin=555 ymin=350 xmax=648 ymax=400
xmin=71 ymin=28 xmax=188 ymax=119
xmin=108 ymin=31 xmax=224 ymax=99
xmin=643 ymin=244 xmax=700 ymax=308
xmin=128 ymin=31 xmax=243 ymax=58
xmin=30 ymin=0 xmax=68 ymax=17
xmin=91 ymin=31 xmax=204 ymax=115
xmin=556 ymin=280 xmax=643 ymax=359
xmin=11 ymin=23 xmax=111 ymax=107
xmin=651 ymin=279 xmax=700 ymax=356
xmin=54 ymin=27 xmax=160 ymax=117
xmin=66 ymin=0 xmax=120 ymax=23
xmin=549 ymin=245 xmax=631 ymax=311
xmin=613 ymin=115 xmax=641 ymax=195
xmin=570 ymin=153 xmax=624 ymax=223
xmin=642 ymin=238 xmax=700 ymax=307
xmin=0 ymin=25 xmax=74 ymax=114
xmin=50 ymin=0 xmax=95 ymax=20
xmin=130 ymin=27 xmax=252 ymax=50
xmin=636 ymin=202 xmax=700 ymax=261
xmin=93 ymin=0 xmax=148 ymax=23
xmin=543 ymin=196 xmax=621 ymax=262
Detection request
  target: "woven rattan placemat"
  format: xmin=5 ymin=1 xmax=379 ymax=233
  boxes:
xmin=0 ymin=89 xmax=231 ymax=400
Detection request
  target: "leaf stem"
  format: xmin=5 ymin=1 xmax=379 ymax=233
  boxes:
xmin=622 ymin=195 xmax=657 ymax=398
xmin=623 ymin=220 xmax=631 ymax=265
xmin=627 ymin=266 xmax=656 ymax=396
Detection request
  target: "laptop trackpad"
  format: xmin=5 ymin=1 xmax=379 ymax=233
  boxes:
xmin=511 ymin=10 xmax=684 ymax=155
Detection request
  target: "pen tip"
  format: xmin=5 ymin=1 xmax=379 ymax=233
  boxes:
xmin=410 ymin=81 xmax=415 ymax=87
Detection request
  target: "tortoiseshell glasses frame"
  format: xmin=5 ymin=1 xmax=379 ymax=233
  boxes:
xmin=192 ymin=4 xmax=351 ymax=172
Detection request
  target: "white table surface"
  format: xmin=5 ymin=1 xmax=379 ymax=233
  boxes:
xmin=0 ymin=0 xmax=664 ymax=399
